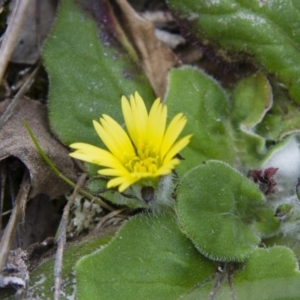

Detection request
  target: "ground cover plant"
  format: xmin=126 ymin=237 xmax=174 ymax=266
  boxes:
xmin=1 ymin=0 xmax=300 ymax=299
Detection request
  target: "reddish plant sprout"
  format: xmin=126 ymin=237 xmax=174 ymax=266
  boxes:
xmin=295 ymin=178 xmax=300 ymax=201
xmin=249 ymin=167 xmax=279 ymax=195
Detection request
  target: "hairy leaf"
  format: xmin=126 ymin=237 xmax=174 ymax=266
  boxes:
xmin=43 ymin=0 xmax=154 ymax=146
xmin=176 ymin=160 xmax=279 ymax=262
xmin=76 ymin=213 xmax=216 ymax=300
xmin=168 ymin=0 xmax=300 ymax=104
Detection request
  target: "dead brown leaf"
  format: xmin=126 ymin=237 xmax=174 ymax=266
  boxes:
xmin=116 ymin=0 xmax=180 ymax=99
xmin=0 ymin=97 xmax=76 ymax=199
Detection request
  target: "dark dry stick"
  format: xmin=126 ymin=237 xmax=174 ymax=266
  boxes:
xmin=95 ymin=208 xmax=127 ymax=230
xmin=1 ymin=209 xmax=12 ymax=217
xmin=0 ymin=0 xmax=32 ymax=85
xmin=0 ymin=65 xmax=39 ymax=129
xmin=0 ymin=162 xmax=7 ymax=229
xmin=54 ymin=173 xmax=87 ymax=300
xmin=8 ymin=167 xmax=22 ymax=247
xmin=0 ymin=170 xmax=30 ymax=272
xmin=209 ymin=264 xmax=227 ymax=300
xmin=227 ymin=263 xmax=237 ymax=300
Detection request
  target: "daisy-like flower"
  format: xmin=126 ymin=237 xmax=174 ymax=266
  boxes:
xmin=69 ymin=92 xmax=192 ymax=192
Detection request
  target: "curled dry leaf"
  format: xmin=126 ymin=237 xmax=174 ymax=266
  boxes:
xmin=0 ymin=97 xmax=76 ymax=199
xmin=116 ymin=0 xmax=180 ymax=99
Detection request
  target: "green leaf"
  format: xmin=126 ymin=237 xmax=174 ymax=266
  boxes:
xmin=264 ymin=234 xmax=300 ymax=262
xmin=165 ymin=66 xmax=235 ymax=175
xmin=231 ymin=73 xmax=272 ymax=129
xmin=183 ymin=247 xmax=300 ymax=300
xmin=165 ymin=67 xmax=276 ymax=176
xmin=43 ymin=0 xmax=154 ymax=146
xmin=233 ymin=247 xmax=300 ymax=300
xmin=231 ymin=73 xmax=272 ymax=167
xmin=257 ymin=84 xmax=300 ymax=141
xmin=26 ymin=235 xmax=113 ymax=299
xmin=76 ymin=213 xmax=216 ymax=300
xmin=86 ymin=176 xmax=148 ymax=209
xmin=167 ymin=0 xmax=300 ymax=104
xmin=176 ymin=160 xmax=280 ymax=262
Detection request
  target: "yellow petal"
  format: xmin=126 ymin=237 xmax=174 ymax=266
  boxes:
xmin=107 ymin=176 xmax=138 ymax=192
xmin=146 ymin=98 xmax=167 ymax=150
xmin=106 ymin=177 xmax=126 ymax=188
xmin=70 ymin=92 xmax=191 ymax=192
xmin=121 ymin=95 xmax=138 ymax=145
xmin=163 ymin=134 xmax=192 ymax=164
xmin=98 ymin=168 xmax=127 ymax=176
xmin=69 ymin=143 xmax=126 ymax=170
xmin=118 ymin=178 xmax=139 ymax=192
xmin=160 ymin=113 xmax=187 ymax=159
xmin=129 ymin=92 xmax=148 ymax=145
xmin=156 ymin=158 xmax=180 ymax=176
xmin=100 ymin=115 xmax=135 ymax=155
xmin=93 ymin=119 xmax=134 ymax=162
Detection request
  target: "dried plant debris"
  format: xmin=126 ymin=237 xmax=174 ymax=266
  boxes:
xmin=116 ymin=0 xmax=180 ymax=98
xmin=9 ymin=0 xmax=59 ymax=64
xmin=26 ymin=237 xmax=56 ymax=272
xmin=67 ymin=194 xmax=103 ymax=237
xmin=12 ymin=194 xmax=61 ymax=249
xmin=0 ymin=97 xmax=76 ymax=199
xmin=0 ymin=248 xmax=28 ymax=299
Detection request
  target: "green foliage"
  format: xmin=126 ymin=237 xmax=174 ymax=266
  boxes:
xmin=28 ymin=235 xmax=112 ymax=299
xmin=165 ymin=66 xmax=234 ymax=175
xmin=231 ymin=73 xmax=272 ymax=128
xmin=76 ymin=213 xmax=216 ymax=300
xmin=176 ymin=160 xmax=279 ymax=262
xmin=264 ymin=234 xmax=300 ymax=262
xmin=167 ymin=0 xmax=300 ymax=104
xmin=75 ymin=213 xmax=299 ymax=300
xmin=184 ymin=247 xmax=300 ymax=300
xmin=86 ymin=176 xmax=148 ymax=209
xmin=165 ymin=67 xmax=275 ymax=173
xmin=230 ymin=73 xmax=272 ymax=166
xmin=233 ymin=247 xmax=300 ymax=300
xmin=257 ymin=85 xmax=300 ymax=140
xmin=39 ymin=0 xmax=300 ymax=298
xmin=43 ymin=0 xmax=154 ymax=146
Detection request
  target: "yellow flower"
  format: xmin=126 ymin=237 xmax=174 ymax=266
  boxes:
xmin=69 ymin=92 xmax=192 ymax=192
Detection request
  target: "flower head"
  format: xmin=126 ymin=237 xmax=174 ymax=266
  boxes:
xmin=69 ymin=92 xmax=192 ymax=192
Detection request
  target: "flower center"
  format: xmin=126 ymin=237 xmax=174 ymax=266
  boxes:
xmin=125 ymin=142 xmax=160 ymax=174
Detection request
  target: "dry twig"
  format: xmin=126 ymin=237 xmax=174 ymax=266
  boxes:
xmin=0 ymin=65 xmax=39 ymax=129
xmin=0 ymin=0 xmax=32 ymax=85
xmin=0 ymin=170 xmax=30 ymax=272
xmin=54 ymin=173 xmax=87 ymax=300
xmin=96 ymin=208 xmax=127 ymax=230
